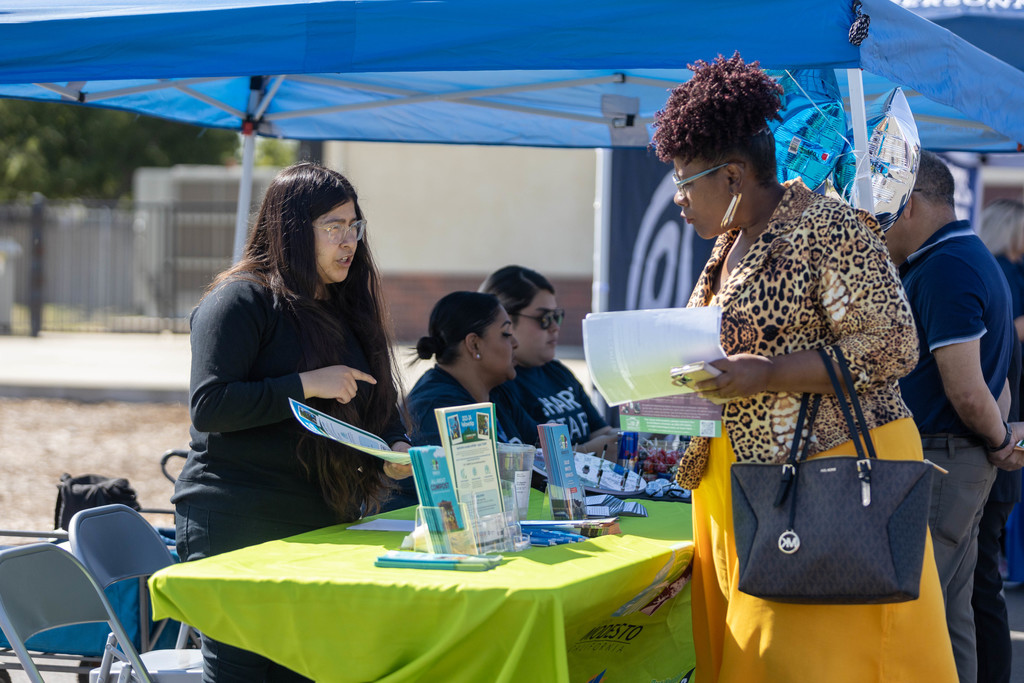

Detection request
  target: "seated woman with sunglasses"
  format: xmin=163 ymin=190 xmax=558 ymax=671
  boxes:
xmin=481 ymin=265 xmax=619 ymax=457
xmin=405 ymin=291 xmax=539 ymax=447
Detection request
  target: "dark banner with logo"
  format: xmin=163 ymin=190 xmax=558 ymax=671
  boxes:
xmin=606 ymin=149 xmax=982 ymax=315
xmin=606 ymin=148 xmax=716 ymax=313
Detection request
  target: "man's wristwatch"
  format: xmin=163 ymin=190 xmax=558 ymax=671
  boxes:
xmin=988 ymin=421 xmax=1012 ymax=452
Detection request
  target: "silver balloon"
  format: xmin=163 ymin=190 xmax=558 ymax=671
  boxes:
xmin=835 ymin=88 xmax=921 ymax=231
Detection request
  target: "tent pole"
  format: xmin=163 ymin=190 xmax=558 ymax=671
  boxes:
xmin=846 ymin=68 xmax=874 ymax=211
xmin=591 ymin=147 xmax=613 ymax=418
xmin=232 ymin=123 xmax=256 ymax=263
xmin=593 ymin=148 xmax=612 ymax=315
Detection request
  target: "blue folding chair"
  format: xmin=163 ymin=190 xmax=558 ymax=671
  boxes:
xmin=0 ymin=543 xmax=163 ymax=683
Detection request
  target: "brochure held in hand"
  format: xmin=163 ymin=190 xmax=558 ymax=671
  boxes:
xmin=289 ymin=398 xmax=410 ymax=464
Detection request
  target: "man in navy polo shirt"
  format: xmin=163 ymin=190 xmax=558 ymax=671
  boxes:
xmin=886 ymin=150 xmax=1024 ymax=683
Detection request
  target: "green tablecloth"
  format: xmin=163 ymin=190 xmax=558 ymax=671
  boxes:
xmin=149 ymin=494 xmax=693 ymax=682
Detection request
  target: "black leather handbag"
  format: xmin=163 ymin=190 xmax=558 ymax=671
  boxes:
xmin=730 ymin=347 xmax=934 ymax=604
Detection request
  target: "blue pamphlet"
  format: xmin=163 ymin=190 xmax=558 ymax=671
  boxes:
xmin=537 ymin=422 xmax=587 ymax=520
xmin=374 ymin=550 xmax=501 ymax=571
xmin=408 ymin=445 xmax=465 ymax=552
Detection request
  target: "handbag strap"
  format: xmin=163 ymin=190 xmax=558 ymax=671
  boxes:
xmin=818 ymin=346 xmax=878 ymax=507
xmin=834 ymin=346 xmax=879 ymax=460
xmin=817 ymin=347 xmax=875 ymax=461
xmin=774 ymin=392 xmax=821 ymax=507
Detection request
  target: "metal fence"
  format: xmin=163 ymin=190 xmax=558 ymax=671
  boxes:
xmin=0 ymin=199 xmax=238 ymax=335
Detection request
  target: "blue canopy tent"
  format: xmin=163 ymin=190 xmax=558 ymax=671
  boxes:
xmin=0 ymin=0 xmax=1022 ymax=262
xmin=897 ymin=1 xmax=1024 ymax=72
xmin=898 ymin=1 xmax=1024 ymax=173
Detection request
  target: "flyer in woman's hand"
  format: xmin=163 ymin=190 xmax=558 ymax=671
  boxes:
xmin=582 ymin=306 xmax=727 ymax=405
xmin=289 ymin=398 xmax=411 ymax=464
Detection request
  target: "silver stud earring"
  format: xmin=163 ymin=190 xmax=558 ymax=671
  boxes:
xmin=475 ymin=353 xmax=481 ymax=359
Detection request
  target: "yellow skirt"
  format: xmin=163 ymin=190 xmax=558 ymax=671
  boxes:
xmin=691 ymin=418 xmax=957 ymax=683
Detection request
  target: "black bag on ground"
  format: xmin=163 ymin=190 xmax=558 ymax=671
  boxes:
xmin=54 ymin=473 xmax=141 ymax=530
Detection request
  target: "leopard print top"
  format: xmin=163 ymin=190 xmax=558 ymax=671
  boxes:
xmin=675 ymin=179 xmax=919 ymax=489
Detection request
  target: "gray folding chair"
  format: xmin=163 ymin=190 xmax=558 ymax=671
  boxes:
xmin=68 ymin=504 xmax=202 ymax=681
xmin=0 ymin=543 xmax=158 ymax=683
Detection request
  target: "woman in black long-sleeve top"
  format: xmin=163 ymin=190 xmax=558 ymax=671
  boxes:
xmin=173 ymin=162 xmax=411 ymax=682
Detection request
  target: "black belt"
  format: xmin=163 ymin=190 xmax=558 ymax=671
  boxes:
xmin=920 ymin=434 xmax=986 ymax=451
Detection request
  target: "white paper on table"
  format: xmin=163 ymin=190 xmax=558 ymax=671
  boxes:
xmin=289 ymin=398 xmax=411 ymax=464
xmin=582 ymin=307 xmax=726 ymax=405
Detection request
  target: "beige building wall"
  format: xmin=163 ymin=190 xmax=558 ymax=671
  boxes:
xmin=324 ymin=142 xmax=598 ymax=278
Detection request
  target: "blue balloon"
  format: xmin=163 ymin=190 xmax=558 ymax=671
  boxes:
xmin=766 ymin=69 xmax=849 ymax=192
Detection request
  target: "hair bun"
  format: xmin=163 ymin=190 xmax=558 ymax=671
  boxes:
xmin=415 ymin=335 xmax=443 ymax=360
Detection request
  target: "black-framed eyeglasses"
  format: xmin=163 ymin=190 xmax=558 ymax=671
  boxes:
xmin=671 ymin=162 xmax=729 ymax=197
xmin=518 ymin=308 xmax=565 ymax=330
xmin=315 ymin=219 xmax=366 ymax=244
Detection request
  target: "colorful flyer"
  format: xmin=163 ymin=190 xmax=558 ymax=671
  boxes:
xmin=538 ymin=422 xmax=587 ymax=520
xmin=618 ymin=394 xmax=722 ymax=437
xmin=289 ymin=398 xmax=411 ymax=464
xmin=408 ymin=445 xmax=465 ymax=553
xmin=433 ymin=403 xmax=504 ymax=520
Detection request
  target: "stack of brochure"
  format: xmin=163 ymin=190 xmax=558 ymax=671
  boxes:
xmin=374 ymin=550 xmax=502 ymax=571
xmin=520 ymin=518 xmax=621 ymax=544
xmin=584 ymin=495 xmax=648 ymax=518
xmin=407 ymin=445 xmax=466 ymax=553
xmin=538 ymin=423 xmax=587 ymax=520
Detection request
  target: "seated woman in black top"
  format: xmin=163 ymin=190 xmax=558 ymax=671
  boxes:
xmin=173 ymin=162 xmax=411 ymax=682
xmin=405 ymin=291 xmax=538 ymax=446
xmin=481 ymin=265 xmax=619 ymax=457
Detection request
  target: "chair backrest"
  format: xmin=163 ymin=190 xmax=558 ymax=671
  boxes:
xmin=69 ymin=504 xmax=175 ymax=589
xmin=0 ymin=543 xmax=154 ymax=683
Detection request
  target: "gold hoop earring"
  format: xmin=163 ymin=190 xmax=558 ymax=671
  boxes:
xmin=721 ymin=192 xmax=741 ymax=229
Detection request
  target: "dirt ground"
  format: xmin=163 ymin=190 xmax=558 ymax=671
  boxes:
xmin=0 ymin=397 xmax=191 ymax=537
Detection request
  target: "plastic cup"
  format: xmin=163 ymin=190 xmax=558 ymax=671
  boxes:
xmin=497 ymin=443 xmax=535 ymax=521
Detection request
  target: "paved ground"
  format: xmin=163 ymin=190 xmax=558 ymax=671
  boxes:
xmin=0 ymin=331 xmax=590 ymax=404
xmin=1 ymin=332 xmax=1023 ymax=681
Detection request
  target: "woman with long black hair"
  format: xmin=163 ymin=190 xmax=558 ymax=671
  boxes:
xmin=173 ymin=162 xmax=411 ymax=682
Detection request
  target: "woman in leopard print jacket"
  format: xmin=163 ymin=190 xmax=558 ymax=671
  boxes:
xmin=652 ymin=53 xmax=955 ymax=683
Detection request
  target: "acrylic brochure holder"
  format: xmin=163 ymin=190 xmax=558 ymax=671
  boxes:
xmin=497 ymin=443 xmax=535 ymax=522
xmin=413 ymin=489 xmax=528 ymax=555
xmin=413 ymin=502 xmax=478 ymax=555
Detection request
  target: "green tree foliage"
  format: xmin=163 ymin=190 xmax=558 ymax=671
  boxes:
xmin=0 ymin=99 xmax=240 ymax=200
xmin=255 ymin=138 xmax=298 ymax=168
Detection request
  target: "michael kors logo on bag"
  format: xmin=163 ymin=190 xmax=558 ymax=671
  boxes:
xmin=778 ymin=530 xmax=800 ymax=554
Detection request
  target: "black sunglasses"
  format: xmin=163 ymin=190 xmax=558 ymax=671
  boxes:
xmin=518 ymin=308 xmax=565 ymax=330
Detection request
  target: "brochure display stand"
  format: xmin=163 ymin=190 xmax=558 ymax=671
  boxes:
xmin=408 ymin=411 xmax=529 ymax=557
xmin=412 ymin=502 xmax=527 ymax=555
xmin=414 ymin=502 xmax=477 ymax=555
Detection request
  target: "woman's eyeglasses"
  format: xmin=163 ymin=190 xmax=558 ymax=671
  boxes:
xmin=518 ymin=308 xmax=565 ymax=330
xmin=315 ymin=219 xmax=366 ymax=244
xmin=671 ymin=163 xmax=729 ymax=197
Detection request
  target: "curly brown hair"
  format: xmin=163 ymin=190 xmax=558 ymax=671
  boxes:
xmin=653 ymin=53 xmax=783 ymax=180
